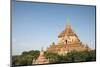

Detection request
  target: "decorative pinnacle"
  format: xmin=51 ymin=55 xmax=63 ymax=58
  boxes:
xmin=66 ymin=21 xmax=71 ymax=29
xmin=41 ymin=47 xmax=44 ymax=51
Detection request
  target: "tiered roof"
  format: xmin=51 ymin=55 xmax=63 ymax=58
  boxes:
xmin=58 ymin=24 xmax=77 ymax=37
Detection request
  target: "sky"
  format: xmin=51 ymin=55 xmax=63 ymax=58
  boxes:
xmin=12 ymin=1 xmax=96 ymax=55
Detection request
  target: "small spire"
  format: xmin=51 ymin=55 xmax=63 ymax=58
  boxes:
xmin=66 ymin=21 xmax=71 ymax=29
xmin=40 ymin=47 xmax=44 ymax=56
xmin=65 ymin=19 xmax=70 ymax=27
xmin=41 ymin=47 xmax=44 ymax=51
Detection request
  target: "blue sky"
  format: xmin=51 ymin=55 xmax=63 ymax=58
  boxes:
xmin=12 ymin=1 xmax=96 ymax=55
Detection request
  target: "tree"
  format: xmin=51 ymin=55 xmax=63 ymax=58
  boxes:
xmin=45 ymin=52 xmax=62 ymax=63
xmin=12 ymin=50 xmax=40 ymax=66
xmin=12 ymin=49 xmax=96 ymax=66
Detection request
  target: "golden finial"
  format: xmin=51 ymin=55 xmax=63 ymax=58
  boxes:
xmin=66 ymin=20 xmax=71 ymax=29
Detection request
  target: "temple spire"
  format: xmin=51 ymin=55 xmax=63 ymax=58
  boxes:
xmin=40 ymin=47 xmax=44 ymax=56
xmin=66 ymin=19 xmax=71 ymax=29
xmin=41 ymin=47 xmax=44 ymax=51
xmin=66 ymin=23 xmax=71 ymax=29
xmin=65 ymin=21 xmax=72 ymax=34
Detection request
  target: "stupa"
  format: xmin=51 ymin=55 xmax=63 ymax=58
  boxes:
xmin=32 ymin=48 xmax=49 ymax=64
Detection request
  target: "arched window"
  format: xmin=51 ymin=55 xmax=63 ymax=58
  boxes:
xmin=65 ymin=40 xmax=67 ymax=44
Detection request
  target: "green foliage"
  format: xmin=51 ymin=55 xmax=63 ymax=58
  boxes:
xmin=12 ymin=50 xmax=96 ymax=66
xmin=45 ymin=50 xmax=96 ymax=63
xmin=12 ymin=50 xmax=39 ymax=66
xmin=45 ymin=52 xmax=62 ymax=63
xmin=88 ymin=50 xmax=96 ymax=61
xmin=64 ymin=50 xmax=96 ymax=63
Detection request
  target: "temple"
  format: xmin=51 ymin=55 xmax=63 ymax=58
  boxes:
xmin=47 ymin=23 xmax=90 ymax=55
xmin=32 ymin=22 xmax=91 ymax=64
